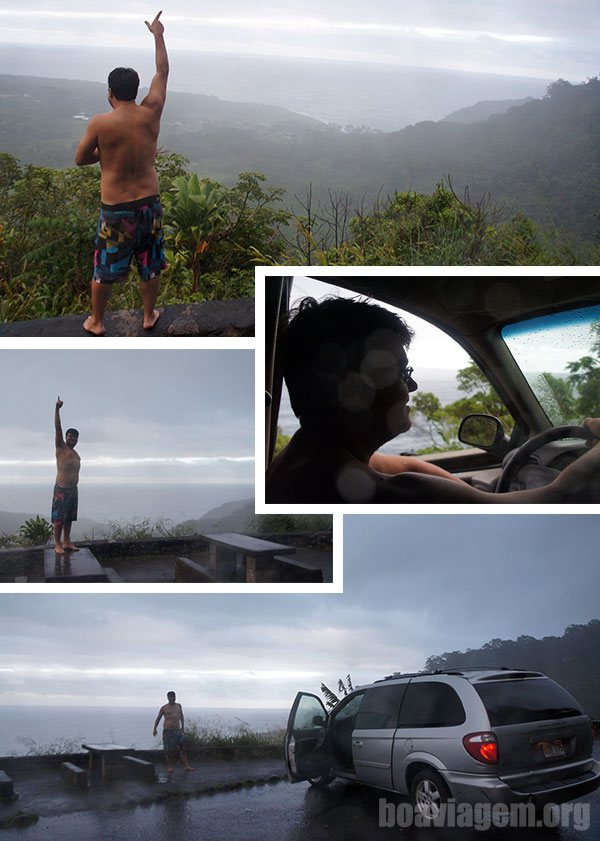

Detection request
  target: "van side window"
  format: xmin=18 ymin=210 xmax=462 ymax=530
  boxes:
xmin=398 ymin=682 xmax=466 ymax=727
xmin=354 ymin=685 xmax=406 ymax=730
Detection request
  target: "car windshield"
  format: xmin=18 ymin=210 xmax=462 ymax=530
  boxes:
xmin=502 ymin=305 xmax=600 ymax=426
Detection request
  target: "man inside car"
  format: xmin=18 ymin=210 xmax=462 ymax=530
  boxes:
xmin=265 ymin=297 xmax=600 ymax=503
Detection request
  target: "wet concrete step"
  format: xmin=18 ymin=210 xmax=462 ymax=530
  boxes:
xmin=43 ymin=548 xmax=109 ymax=583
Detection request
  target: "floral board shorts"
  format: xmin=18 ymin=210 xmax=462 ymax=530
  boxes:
xmin=93 ymin=194 xmax=166 ymax=283
xmin=51 ymin=485 xmax=78 ymax=525
xmin=163 ymin=730 xmax=185 ymax=752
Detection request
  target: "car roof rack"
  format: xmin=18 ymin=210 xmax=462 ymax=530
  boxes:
xmin=376 ymin=666 xmax=516 ymax=682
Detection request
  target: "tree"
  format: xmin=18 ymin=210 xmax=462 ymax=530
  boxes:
xmin=412 ymin=362 xmax=512 ymax=453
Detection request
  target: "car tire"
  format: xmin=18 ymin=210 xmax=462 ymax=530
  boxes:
xmin=410 ymin=769 xmax=451 ymax=823
xmin=308 ymin=774 xmax=333 ymax=787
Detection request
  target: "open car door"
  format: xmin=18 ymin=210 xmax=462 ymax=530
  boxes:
xmin=284 ymin=692 xmax=331 ymax=783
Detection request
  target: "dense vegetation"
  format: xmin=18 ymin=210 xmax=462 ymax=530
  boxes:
xmin=0 ymin=151 xmax=283 ymax=322
xmin=425 ymin=620 xmax=600 ymax=719
xmin=3 ymin=73 xmax=600 ymax=320
xmin=1 ymin=156 xmax=591 ymax=322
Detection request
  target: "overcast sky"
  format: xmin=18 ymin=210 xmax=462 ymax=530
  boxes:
xmin=1 ymin=515 xmax=598 ymax=709
xmin=0 ymin=2 xmax=598 ymax=80
xmin=0 ymin=349 xmax=254 ymax=486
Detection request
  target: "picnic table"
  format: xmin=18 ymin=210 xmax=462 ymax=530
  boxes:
xmin=81 ymin=743 xmax=131 ymax=782
xmin=201 ymin=533 xmax=296 ymax=582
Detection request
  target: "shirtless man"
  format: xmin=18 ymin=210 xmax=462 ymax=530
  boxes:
xmin=75 ymin=11 xmax=169 ymax=336
xmin=52 ymin=397 xmax=81 ymax=554
xmin=265 ymin=297 xmax=600 ymax=504
xmin=153 ymin=691 xmax=194 ymax=773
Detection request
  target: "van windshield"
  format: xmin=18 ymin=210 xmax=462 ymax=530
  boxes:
xmin=474 ymin=678 xmax=582 ymax=727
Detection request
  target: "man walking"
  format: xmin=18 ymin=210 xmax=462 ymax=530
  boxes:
xmin=52 ymin=397 xmax=81 ymax=555
xmin=153 ymin=691 xmax=194 ymax=773
xmin=75 ymin=11 xmax=169 ymax=336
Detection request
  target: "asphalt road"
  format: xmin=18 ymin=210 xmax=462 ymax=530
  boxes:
xmin=11 ymin=774 xmax=599 ymax=841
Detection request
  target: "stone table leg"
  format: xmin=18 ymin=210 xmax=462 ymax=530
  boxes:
xmin=208 ymin=544 xmax=218 ymax=573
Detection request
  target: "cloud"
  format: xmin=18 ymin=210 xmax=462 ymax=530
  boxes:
xmin=2 ymin=516 xmax=599 ymax=708
xmin=0 ymin=1 xmax=597 ymax=78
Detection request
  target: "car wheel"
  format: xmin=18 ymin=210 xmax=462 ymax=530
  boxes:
xmin=308 ymin=774 xmax=333 ymax=787
xmin=410 ymin=770 xmax=450 ymax=823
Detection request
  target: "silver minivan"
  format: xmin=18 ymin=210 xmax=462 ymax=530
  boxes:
xmin=284 ymin=668 xmax=600 ymax=817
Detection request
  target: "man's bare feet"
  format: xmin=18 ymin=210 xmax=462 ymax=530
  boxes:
xmin=54 ymin=544 xmax=65 ymax=555
xmin=184 ymin=766 xmax=194 ymax=771
xmin=83 ymin=316 xmax=106 ymax=336
xmin=143 ymin=309 xmax=161 ymax=330
xmin=63 ymin=543 xmax=80 ymax=552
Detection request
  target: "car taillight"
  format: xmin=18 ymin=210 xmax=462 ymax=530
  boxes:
xmin=463 ymin=732 xmax=499 ymax=764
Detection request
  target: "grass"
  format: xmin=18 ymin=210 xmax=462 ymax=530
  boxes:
xmin=82 ymin=517 xmax=198 ymax=541
xmin=185 ymin=717 xmax=285 ymax=751
xmin=249 ymin=514 xmax=333 ymax=534
xmin=10 ymin=720 xmax=283 ymax=758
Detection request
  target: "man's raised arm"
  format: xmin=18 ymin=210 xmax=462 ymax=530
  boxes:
xmin=55 ymin=397 xmax=65 ymax=449
xmin=141 ymin=11 xmax=169 ymax=113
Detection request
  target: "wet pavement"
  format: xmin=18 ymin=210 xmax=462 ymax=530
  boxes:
xmin=0 ymin=755 xmax=285 ymax=826
xmin=4 ymin=777 xmax=599 ymax=841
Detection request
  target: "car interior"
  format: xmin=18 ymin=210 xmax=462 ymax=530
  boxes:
xmin=264 ymin=276 xmax=600 ymax=494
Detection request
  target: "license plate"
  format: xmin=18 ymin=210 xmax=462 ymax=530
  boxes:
xmin=538 ymin=740 xmax=566 ymax=759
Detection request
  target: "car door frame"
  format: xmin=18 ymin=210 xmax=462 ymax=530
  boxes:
xmin=284 ymin=691 xmax=331 ymax=783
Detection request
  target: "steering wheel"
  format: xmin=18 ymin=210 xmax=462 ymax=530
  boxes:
xmin=495 ymin=425 xmax=598 ymax=494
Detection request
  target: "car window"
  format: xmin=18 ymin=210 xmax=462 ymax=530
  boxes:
xmin=332 ymin=692 xmax=365 ymax=722
xmin=275 ymin=276 xmax=514 ymax=458
xmin=293 ymin=694 xmax=327 ymax=730
xmin=398 ymin=681 xmax=466 ymax=727
xmin=502 ymin=304 xmax=600 ymax=426
xmin=354 ymin=684 xmax=407 ymax=730
xmin=474 ymin=678 xmax=583 ymax=727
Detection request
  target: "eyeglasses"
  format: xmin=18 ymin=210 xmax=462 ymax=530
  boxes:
xmin=400 ymin=365 xmax=414 ymax=384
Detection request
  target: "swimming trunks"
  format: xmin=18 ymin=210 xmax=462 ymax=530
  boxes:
xmin=51 ymin=485 xmax=78 ymax=525
xmin=163 ymin=730 xmax=185 ymax=753
xmin=93 ymin=194 xmax=166 ymax=283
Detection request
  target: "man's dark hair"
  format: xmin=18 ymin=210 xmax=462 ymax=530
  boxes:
xmin=279 ymin=296 xmax=414 ymax=419
xmin=167 ymin=691 xmax=176 ymax=698
xmin=65 ymin=428 xmax=79 ymax=437
xmin=108 ymin=67 xmax=140 ymax=102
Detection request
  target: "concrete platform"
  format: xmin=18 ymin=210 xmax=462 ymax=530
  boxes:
xmin=0 ymin=754 xmax=285 ymax=821
xmin=43 ymin=548 xmax=109 ymax=583
xmin=0 ymin=299 xmax=254 ymax=338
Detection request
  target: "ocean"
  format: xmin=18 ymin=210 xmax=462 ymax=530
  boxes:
xmin=278 ymin=368 xmax=463 ymax=453
xmin=0 ymin=45 xmax=549 ymax=132
xmin=0 ymin=706 xmax=288 ymax=757
xmin=0 ymin=483 xmax=254 ymax=527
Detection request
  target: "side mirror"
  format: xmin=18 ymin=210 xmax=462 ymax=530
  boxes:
xmin=458 ymin=414 xmax=509 ymax=456
xmin=312 ymin=715 xmax=326 ymax=728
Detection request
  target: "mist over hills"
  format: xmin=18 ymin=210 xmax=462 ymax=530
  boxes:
xmin=0 ymin=44 xmax=549 ymax=131
xmin=1 ymin=71 xmax=599 ymax=239
xmin=0 ymin=496 xmax=254 ymax=541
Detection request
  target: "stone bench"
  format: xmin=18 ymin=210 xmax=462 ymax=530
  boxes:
xmin=273 ymin=555 xmax=323 ymax=583
xmin=103 ymin=567 xmax=123 ymax=583
xmin=44 ymin=547 xmax=109 ymax=583
xmin=60 ymin=762 xmax=88 ymax=789
xmin=122 ymin=756 xmax=156 ymax=781
xmin=175 ymin=557 xmax=220 ymax=583
xmin=0 ymin=770 xmax=14 ymax=797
